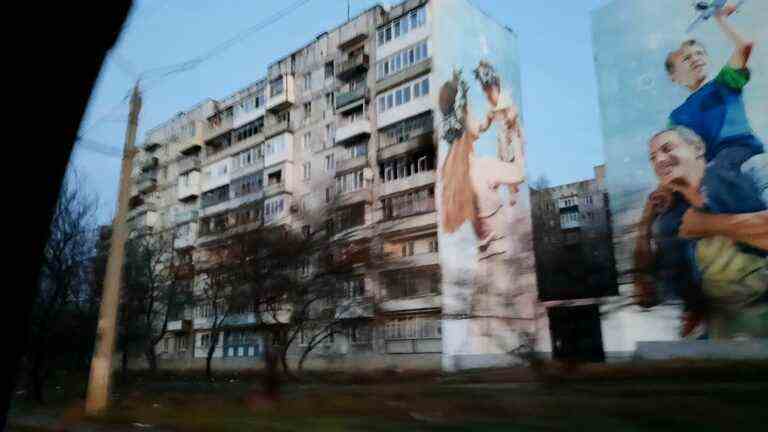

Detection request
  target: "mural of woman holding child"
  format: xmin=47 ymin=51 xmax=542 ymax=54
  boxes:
xmin=438 ymin=60 xmax=532 ymax=327
xmin=633 ymin=2 xmax=768 ymax=340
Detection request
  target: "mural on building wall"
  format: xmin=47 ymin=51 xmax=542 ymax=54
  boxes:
xmin=593 ymin=0 xmax=767 ymax=340
xmin=433 ymin=0 xmax=539 ymax=370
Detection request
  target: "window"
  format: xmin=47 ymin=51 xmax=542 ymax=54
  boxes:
xmin=342 ymin=277 xmax=365 ymax=298
xmin=377 ymin=77 xmax=430 ymax=115
xmin=325 ymin=124 xmax=334 ymax=147
xmin=325 ymin=154 xmax=335 ymax=172
xmin=302 ymin=225 xmax=311 ymax=238
xmin=302 ymin=162 xmax=311 ymax=181
xmin=303 ymin=132 xmax=312 ymax=151
xmin=350 ymin=323 xmax=372 ymax=344
xmin=325 ymin=92 xmax=334 ymax=110
xmin=325 ymin=187 xmax=333 ymax=203
xmin=303 ymin=73 xmax=311 ymax=90
xmin=234 ymin=118 xmax=264 ymax=142
xmin=428 ymin=237 xmax=438 ymax=253
xmin=381 ymin=186 xmax=435 ymax=220
xmin=303 ymin=102 xmax=312 ymax=120
xmin=384 ymin=316 xmax=441 ymax=340
xmin=324 ymin=61 xmax=334 ymax=79
xmin=335 ymin=169 xmax=365 ymax=194
xmin=377 ymin=6 xmax=427 ymax=48
xmin=270 ymin=76 xmax=284 ymax=97
xmin=264 ymin=197 xmax=285 ymax=222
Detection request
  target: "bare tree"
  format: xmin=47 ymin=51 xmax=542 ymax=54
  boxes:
xmin=122 ymin=229 xmax=190 ymax=373
xmin=29 ymin=172 xmax=99 ymax=403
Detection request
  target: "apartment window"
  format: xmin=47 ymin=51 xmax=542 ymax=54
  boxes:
xmin=325 ymin=154 xmax=335 ymax=172
xmin=303 ymin=132 xmax=312 ymax=151
xmin=325 ymin=92 xmax=334 ymax=110
xmin=377 ymin=6 xmax=426 ymax=48
xmin=379 ymin=150 xmax=435 ymax=183
xmin=303 ymin=102 xmax=312 ymax=119
xmin=270 ymin=76 xmax=284 ymax=97
xmin=325 ymin=187 xmax=333 ymax=203
xmin=401 ymin=241 xmax=415 ymax=257
xmin=384 ymin=269 xmax=440 ymax=299
xmin=201 ymin=185 xmax=230 ymax=208
xmin=331 ymin=203 xmax=365 ymax=234
xmin=325 ymin=124 xmax=334 ymax=147
xmin=303 ymin=73 xmax=311 ymax=90
xmin=342 ymin=277 xmax=365 ymax=298
xmin=428 ymin=237 xmax=438 ymax=253
xmin=235 ymin=118 xmax=264 ymax=142
xmin=302 ymin=162 xmax=311 ymax=181
xmin=324 ymin=61 xmax=334 ymax=79
xmin=385 ymin=316 xmax=441 ymax=341
xmin=350 ymin=323 xmax=372 ymax=344
xmin=381 ymin=186 xmax=435 ymax=220
xmin=377 ymin=77 xmax=429 ymax=115
xmin=232 ymin=173 xmax=262 ymax=198
xmin=267 ymin=170 xmax=282 ymax=186
xmin=380 ymin=112 xmax=433 ymax=147
xmin=335 ymin=169 xmax=365 ymax=194
xmin=264 ymin=197 xmax=285 ymax=222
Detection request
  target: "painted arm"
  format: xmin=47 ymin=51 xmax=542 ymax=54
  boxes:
xmin=478 ymin=111 xmax=493 ymax=133
xmin=716 ymin=4 xmax=754 ymax=69
xmin=679 ymin=209 xmax=768 ymax=251
xmin=485 ymin=158 xmax=524 ymax=188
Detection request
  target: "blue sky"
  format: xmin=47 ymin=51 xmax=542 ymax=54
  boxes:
xmin=73 ymin=0 xmax=608 ymax=222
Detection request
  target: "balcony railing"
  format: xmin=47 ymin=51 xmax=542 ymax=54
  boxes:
xmin=264 ymin=118 xmax=291 ymax=139
xmin=337 ymin=54 xmax=370 ymax=82
xmin=177 ymin=156 xmax=201 ymax=174
xmin=140 ymin=156 xmax=158 ymax=172
xmin=137 ymin=172 xmax=157 ymax=193
xmin=382 ymin=197 xmax=435 ymax=221
xmin=335 ymin=85 xmax=368 ymax=111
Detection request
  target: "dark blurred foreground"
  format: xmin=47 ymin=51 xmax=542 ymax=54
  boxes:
xmin=8 ymin=360 xmax=768 ymax=432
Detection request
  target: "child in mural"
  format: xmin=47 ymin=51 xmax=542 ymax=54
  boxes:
xmin=646 ymin=126 xmax=768 ymax=338
xmin=634 ymin=3 xmax=767 ymax=335
xmin=439 ymin=68 xmax=527 ymax=327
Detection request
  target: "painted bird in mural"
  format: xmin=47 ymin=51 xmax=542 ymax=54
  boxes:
xmin=687 ymin=0 xmax=746 ymax=33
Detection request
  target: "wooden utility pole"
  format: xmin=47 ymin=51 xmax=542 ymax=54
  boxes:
xmin=85 ymin=82 xmax=141 ymax=415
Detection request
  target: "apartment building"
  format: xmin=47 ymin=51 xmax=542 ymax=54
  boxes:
xmin=530 ymin=165 xmax=617 ymax=362
xmin=125 ymin=0 xmax=445 ymax=371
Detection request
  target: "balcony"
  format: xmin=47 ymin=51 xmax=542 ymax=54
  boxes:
xmin=380 ymin=294 xmax=441 ymax=313
xmin=137 ymin=172 xmax=157 ymax=194
xmin=338 ymin=32 xmax=367 ymax=51
xmin=377 ymin=58 xmax=432 ymax=94
xmin=335 ymin=155 xmax=367 ymax=174
xmin=337 ymin=187 xmax=372 ymax=207
xmin=378 ymin=116 xmax=434 ymax=161
xmin=337 ymin=54 xmax=370 ymax=82
xmin=174 ymin=223 xmax=197 ymax=250
xmin=167 ymin=319 xmax=192 ymax=332
xmin=378 ymin=209 xmax=436 ymax=234
xmin=383 ymin=251 xmax=439 ymax=272
xmin=177 ymin=155 xmax=201 ymax=174
xmin=204 ymin=114 xmax=234 ymax=141
xmin=263 ymin=118 xmax=292 ymax=139
xmin=179 ymin=141 xmax=202 ymax=156
xmin=379 ymin=170 xmax=436 ymax=197
xmin=140 ymin=156 xmax=158 ymax=172
xmin=263 ymin=181 xmax=290 ymax=198
xmin=127 ymin=202 xmax=156 ymax=221
xmin=266 ymin=74 xmax=295 ymax=112
xmin=335 ymin=85 xmax=369 ymax=112
xmin=178 ymin=172 xmax=201 ymax=202
xmin=175 ymin=209 xmax=199 ymax=224
xmin=128 ymin=209 xmax=159 ymax=232
xmin=335 ymin=117 xmax=371 ymax=145
xmin=143 ymin=140 xmax=161 ymax=152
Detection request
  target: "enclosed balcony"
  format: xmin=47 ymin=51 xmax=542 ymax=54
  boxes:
xmin=177 ymin=155 xmax=201 ymax=174
xmin=178 ymin=171 xmax=201 ymax=202
xmin=336 ymin=54 xmax=370 ymax=82
xmin=266 ymin=74 xmax=295 ymax=112
xmin=263 ymin=117 xmax=292 ymax=139
xmin=140 ymin=156 xmax=158 ymax=172
xmin=137 ymin=172 xmax=157 ymax=194
xmin=127 ymin=202 xmax=157 ymax=221
xmin=335 ymin=112 xmax=371 ymax=145
xmin=204 ymin=109 xmax=234 ymax=141
xmin=335 ymin=85 xmax=369 ymax=112
xmin=378 ymin=112 xmax=434 ymax=160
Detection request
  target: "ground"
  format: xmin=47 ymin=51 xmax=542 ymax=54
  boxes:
xmin=8 ymin=361 xmax=768 ymax=431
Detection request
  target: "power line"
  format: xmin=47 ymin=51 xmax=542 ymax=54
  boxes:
xmin=78 ymin=0 xmax=314 ymax=157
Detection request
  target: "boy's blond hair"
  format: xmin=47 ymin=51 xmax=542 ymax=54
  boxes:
xmin=665 ymin=40 xmax=708 ymax=74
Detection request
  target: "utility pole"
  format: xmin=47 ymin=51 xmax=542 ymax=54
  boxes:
xmin=85 ymin=82 xmax=141 ymax=415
